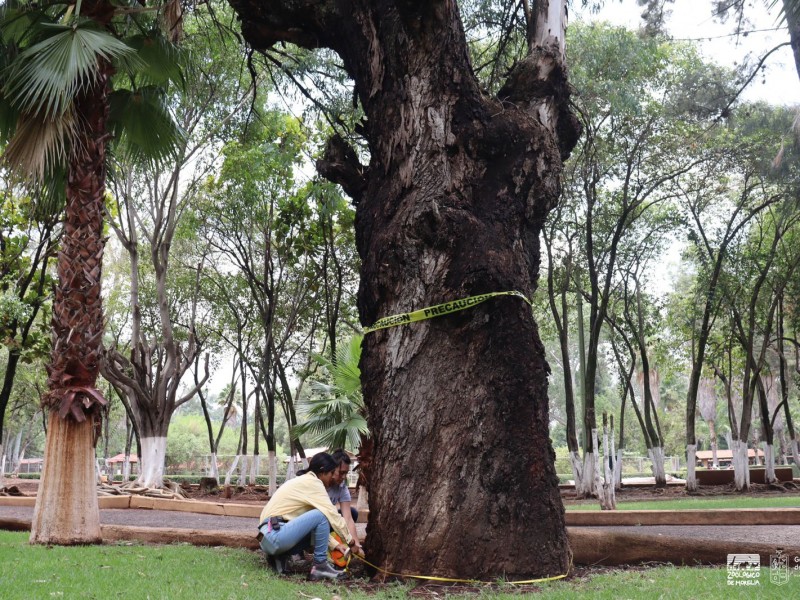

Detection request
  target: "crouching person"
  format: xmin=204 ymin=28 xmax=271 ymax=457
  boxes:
xmin=257 ymin=452 xmax=356 ymax=581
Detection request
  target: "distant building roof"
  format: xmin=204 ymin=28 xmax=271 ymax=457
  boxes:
xmin=284 ymin=448 xmax=356 ymax=462
xmin=19 ymin=458 xmax=43 ymax=464
xmin=106 ymin=453 xmax=138 ymax=463
xmin=695 ymin=449 xmax=764 ymax=460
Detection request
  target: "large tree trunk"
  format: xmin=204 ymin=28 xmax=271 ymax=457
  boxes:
xmin=230 ymin=0 xmax=578 ymax=580
xmin=30 ymin=61 xmax=110 ymax=544
xmin=138 ymin=435 xmax=168 ymax=488
xmin=30 ymin=411 xmax=101 ymax=544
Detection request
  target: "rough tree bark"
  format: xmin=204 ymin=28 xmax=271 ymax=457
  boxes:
xmin=229 ymin=0 xmax=580 ymax=579
xmin=30 ymin=64 xmax=111 ymax=544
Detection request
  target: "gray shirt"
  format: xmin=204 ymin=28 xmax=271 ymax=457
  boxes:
xmin=327 ymin=481 xmax=351 ymax=505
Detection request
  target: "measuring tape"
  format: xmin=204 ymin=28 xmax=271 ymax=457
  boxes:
xmin=348 ymin=552 xmax=571 ymax=585
xmin=363 ymin=290 xmax=533 ymax=334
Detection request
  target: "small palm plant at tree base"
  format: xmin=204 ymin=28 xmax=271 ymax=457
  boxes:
xmin=0 ymin=0 xmax=184 ymax=544
xmin=293 ymin=335 xmax=369 ymax=451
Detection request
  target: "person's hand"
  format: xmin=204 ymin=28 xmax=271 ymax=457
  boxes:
xmin=334 ymin=543 xmax=349 ymax=555
xmin=352 ymin=542 xmax=364 ymax=557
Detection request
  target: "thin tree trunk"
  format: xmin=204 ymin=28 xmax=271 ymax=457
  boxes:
xmin=600 ymin=413 xmax=616 ymax=510
xmin=732 ymin=439 xmax=751 ymax=491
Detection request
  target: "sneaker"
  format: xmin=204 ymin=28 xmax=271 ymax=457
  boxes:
xmin=308 ymin=560 xmax=345 ymax=581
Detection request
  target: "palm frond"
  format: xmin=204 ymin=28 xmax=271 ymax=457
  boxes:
xmin=108 ymin=86 xmax=185 ymax=165
xmin=2 ymin=107 xmax=75 ymax=179
xmin=4 ymin=21 xmax=140 ymax=118
xmin=124 ymin=32 xmax=185 ymax=89
xmin=294 ymin=335 xmax=368 ymax=451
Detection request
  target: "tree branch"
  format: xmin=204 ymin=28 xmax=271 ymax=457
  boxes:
xmin=316 ymin=134 xmax=368 ymax=203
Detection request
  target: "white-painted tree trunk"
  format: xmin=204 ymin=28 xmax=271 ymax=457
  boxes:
xmin=286 ymin=456 xmax=296 ymax=481
xmin=568 ymin=450 xmax=583 ymax=490
xmin=122 ymin=455 xmax=131 ymax=482
xmin=648 ymin=446 xmax=666 ymax=486
xmin=208 ymin=452 xmax=219 ymax=481
xmin=10 ymin=431 xmax=22 ymax=475
xmin=614 ymin=449 xmax=623 ymax=490
xmin=249 ymin=454 xmax=258 ymax=485
xmin=355 ymin=485 xmax=369 ymax=517
xmin=732 ymin=440 xmax=750 ymax=490
xmin=224 ymin=454 xmax=240 ymax=486
xmin=709 ymin=420 xmax=719 ymax=468
xmin=686 ymin=444 xmax=698 ymax=491
xmin=137 ymin=436 xmax=167 ymax=488
xmin=268 ymin=450 xmax=277 ymax=495
xmin=238 ymin=454 xmax=248 ymax=486
xmin=0 ymin=444 xmax=6 ymax=485
xmin=792 ymin=440 xmax=800 ymax=471
xmin=580 ymin=451 xmax=596 ymax=497
xmin=600 ymin=422 xmax=616 ymax=510
xmin=591 ymin=429 xmax=603 ymax=500
xmin=764 ymin=443 xmax=777 ymax=484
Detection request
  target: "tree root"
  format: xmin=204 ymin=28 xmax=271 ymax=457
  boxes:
xmin=97 ymin=480 xmax=187 ymax=499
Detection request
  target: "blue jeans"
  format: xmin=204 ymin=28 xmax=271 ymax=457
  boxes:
xmin=259 ymin=509 xmax=330 ymax=563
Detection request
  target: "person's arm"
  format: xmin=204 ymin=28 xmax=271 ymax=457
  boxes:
xmin=339 ymin=500 xmax=362 ymax=554
xmin=305 ymin=481 xmax=354 ymax=546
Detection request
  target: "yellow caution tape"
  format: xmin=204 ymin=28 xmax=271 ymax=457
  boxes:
xmin=363 ymin=290 xmax=533 ymax=334
xmin=350 ymin=553 xmax=571 ymax=585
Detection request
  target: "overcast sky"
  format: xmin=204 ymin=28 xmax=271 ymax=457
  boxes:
xmin=573 ymin=0 xmax=800 ymax=105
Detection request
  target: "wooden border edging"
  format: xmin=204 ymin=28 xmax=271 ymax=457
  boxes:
xmin=127 ymin=496 xmax=261 ymax=518
xmin=565 ymin=507 xmax=800 ymax=526
xmin=568 ymin=527 xmax=800 ymax=565
xmin=3 ymin=517 xmax=800 ymax=567
xmin=100 ymin=524 xmax=260 ymax=550
xmin=0 ymin=496 xmax=35 ymax=507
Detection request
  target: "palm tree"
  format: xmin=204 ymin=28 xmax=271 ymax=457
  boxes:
xmin=0 ymin=0 xmax=182 ymax=544
xmin=293 ymin=335 xmax=368 ymax=451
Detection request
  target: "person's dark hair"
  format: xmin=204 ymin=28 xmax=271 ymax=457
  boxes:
xmin=331 ymin=449 xmax=351 ymax=465
xmin=306 ymin=452 xmax=337 ymax=475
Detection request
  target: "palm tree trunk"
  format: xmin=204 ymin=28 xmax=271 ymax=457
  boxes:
xmin=30 ymin=410 xmax=101 ymax=544
xmin=30 ymin=64 xmax=110 ymax=545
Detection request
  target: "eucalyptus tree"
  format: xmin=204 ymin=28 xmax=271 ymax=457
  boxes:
xmin=721 ymin=197 xmax=800 ymax=488
xmin=625 ymin=275 xmax=667 ymax=486
xmin=227 ymin=0 xmax=580 ymax=578
xmin=542 ymin=202 xmax=583 ymax=487
xmin=776 ymin=292 xmax=800 ymax=467
xmin=558 ymin=23 xmax=716 ymax=496
xmin=697 ymin=377 xmax=719 ymax=468
xmin=198 ymin=112 xmax=349 ymax=491
xmin=677 ymin=137 xmax=785 ymax=490
xmin=0 ymin=0 xmax=183 ymax=544
xmin=100 ymin=8 xmax=258 ymax=488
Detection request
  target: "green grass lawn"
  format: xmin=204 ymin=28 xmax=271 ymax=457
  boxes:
xmin=565 ymin=495 xmax=800 ymax=511
xmin=1 ymin=530 xmax=798 ymax=599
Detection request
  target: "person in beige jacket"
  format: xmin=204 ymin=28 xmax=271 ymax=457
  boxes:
xmin=258 ymin=452 xmax=356 ymax=581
